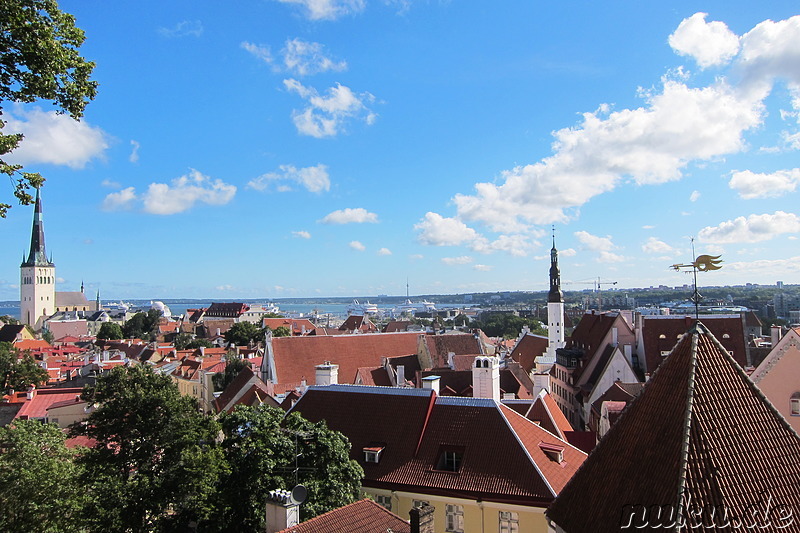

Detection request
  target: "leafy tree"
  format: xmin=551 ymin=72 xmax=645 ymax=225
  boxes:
xmin=96 ymin=321 xmax=123 ymax=340
xmin=212 ymin=353 xmax=251 ymax=392
xmin=473 ymin=313 xmax=547 ymax=339
xmin=72 ymin=365 xmax=225 ymax=531
xmin=122 ymin=309 xmax=161 ymax=340
xmin=41 ymin=328 xmax=54 ymax=344
xmin=264 ymin=312 xmax=284 ymax=318
xmin=186 ymin=338 xmax=213 ymax=350
xmin=207 ymin=405 xmax=363 ymax=531
xmin=0 ymin=314 xmax=18 ymax=325
xmin=223 ymin=321 xmax=263 ymax=347
xmin=0 ymin=343 xmax=49 ymax=392
xmin=0 ymin=420 xmax=85 ymax=532
xmin=0 ymin=0 xmax=97 ymax=217
xmin=172 ymin=332 xmax=194 ymax=350
xmin=272 ymin=325 xmax=291 ymax=337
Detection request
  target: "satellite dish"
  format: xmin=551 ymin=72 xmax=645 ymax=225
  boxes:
xmin=291 ymin=484 xmax=307 ymax=505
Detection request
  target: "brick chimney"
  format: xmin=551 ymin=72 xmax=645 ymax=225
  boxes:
xmin=410 ymin=502 xmax=435 ymax=533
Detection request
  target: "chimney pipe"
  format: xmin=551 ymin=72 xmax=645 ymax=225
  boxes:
xmin=422 ymin=375 xmax=440 ymax=394
xmin=410 ymin=502 xmax=435 ymax=533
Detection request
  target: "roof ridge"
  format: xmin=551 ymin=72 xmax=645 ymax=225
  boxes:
xmin=496 ymin=402 xmax=556 ymax=498
xmin=674 ymin=327 xmax=699 ymax=528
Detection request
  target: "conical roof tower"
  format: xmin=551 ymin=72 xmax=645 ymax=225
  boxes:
xmin=547 ymin=321 xmax=800 ymax=532
xmin=21 ymin=188 xmax=54 ymax=267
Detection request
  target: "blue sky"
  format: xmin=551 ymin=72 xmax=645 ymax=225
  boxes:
xmin=2 ymin=0 xmax=800 ymax=300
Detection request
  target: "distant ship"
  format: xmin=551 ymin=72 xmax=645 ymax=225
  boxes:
xmin=393 ymin=299 xmax=436 ymax=315
xmin=347 ymin=299 xmax=379 ymax=316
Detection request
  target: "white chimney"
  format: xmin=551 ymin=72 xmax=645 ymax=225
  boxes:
xmin=265 ymin=489 xmax=300 ymax=533
xmin=422 ymin=375 xmax=440 ymax=394
xmin=315 ymin=361 xmax=339 ymax=386
xmin=472 ymin=356 xmax=500 ymax=401
xmin=771 ymin=325 xmax=782 ymax=347
xmin=396 ymin=365 xmax=406 ymax=387
xmin=532 ymin=372 xmax=550 ymax=397
xmin=199 ymin=346 xmax=205 ymax=357
xmin=102 ymin=350 xmax=109 ymax=362
xmin=447 ymin=352 xmax=456 ymax=369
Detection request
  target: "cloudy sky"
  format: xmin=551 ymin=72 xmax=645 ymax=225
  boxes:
xmin=1 ymin=1 xmax=799 ymax=300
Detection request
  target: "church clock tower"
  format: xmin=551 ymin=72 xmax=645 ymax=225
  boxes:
xmin=20 ymin=189 xmax=56 ymax=329
xmin=539 ymin=233 xmax=565 ymax=370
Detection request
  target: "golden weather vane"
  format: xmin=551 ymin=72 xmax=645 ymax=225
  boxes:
xmin=669 ymin=239 xmax=723 ymax=320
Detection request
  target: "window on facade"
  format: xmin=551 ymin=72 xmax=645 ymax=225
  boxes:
xmin=412 ymin=499 xmax=430 ymax=509
xmin=499 ymin=511 xmax=520 ymax=533
xmin=791 ymin=393 xmax=800 ymax=416
xmin=375 ymin=494 xmax=392 ymax=511
xmin=445 ymin=504 xmax=464 ymax=533
xmin=436 ymin=448 xmax=463 ymax=472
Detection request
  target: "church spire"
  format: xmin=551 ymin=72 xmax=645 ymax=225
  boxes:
xmin=548 ymin=227 xmax=563 ymax=303
xmin=21 ymin=188 xmax=54 ymax=267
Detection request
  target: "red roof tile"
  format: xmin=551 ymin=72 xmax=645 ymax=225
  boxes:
xmin=15 ymin=387 xmax=84 ymax=420
xmin=510 ymin=334 xmax=548 ymax=374
xmin=547 ymin=321 xmax=800 ymax=532
xmin=274 ymin=498 xmax=410 ymax=533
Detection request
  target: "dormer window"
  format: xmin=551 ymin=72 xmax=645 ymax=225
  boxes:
xmin=435 ymin=447 xmax=464 ymax=472
xmin=539 ymin=442 xmax=565 ymax=464
xmin=791 ymin=393 xmax=800 ymax=416
xmin=363 ymin=445 xmax=385 ymax=463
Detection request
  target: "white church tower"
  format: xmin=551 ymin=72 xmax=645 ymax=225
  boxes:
xmin=20 ymin=188 xmax=56 ymax=329
xmin=538 ymin=233 xmax=565 ymax=371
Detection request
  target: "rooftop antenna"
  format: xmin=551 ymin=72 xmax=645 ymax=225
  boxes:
xmin=670 ymin=237 xmax=723 ymax=321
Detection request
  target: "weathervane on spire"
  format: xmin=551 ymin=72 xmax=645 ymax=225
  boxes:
xmin=669 ymin=239 xmax=723 ymax=319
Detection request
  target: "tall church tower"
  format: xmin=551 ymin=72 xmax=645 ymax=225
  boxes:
xmin=539 ymin=233 xmax=565 ymax=370
xmin=20 ymin=189 xmax=56 ymax=329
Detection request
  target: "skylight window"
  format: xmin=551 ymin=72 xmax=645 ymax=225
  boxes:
xmin=435 ymin=447 xmax=464 ymax=472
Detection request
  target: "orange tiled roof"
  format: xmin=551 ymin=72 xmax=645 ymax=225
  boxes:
xmin=274 ymin=498 xmax=410 ymax=533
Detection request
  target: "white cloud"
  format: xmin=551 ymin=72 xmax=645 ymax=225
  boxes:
xmin=441 ymin=256 xmax=473 ymax=266
xmin=451 ymin=79 xmax=763 ymax=232
xmin=473 ymin=264 xmax=493 ymax=272
xmin=274 ymin=0 xmax=365 ymax=21
xmin=409 ymin=254 xmax=424 ymax=260
xmin=377 ymin=247 xmax=392 ymax=256
xmin=642 ymin=225 xmax=655 ymax=230
xmin=320 ymin=207 xmax=378 ymax=224
xmin=283 ymin=38 xmax=347 ymax=76
xmin=241 ymin=42 xmax=273 ymax=65
xmin=284 ymin=78 xmax=376 ymax=138
xmin=698 ymin=211 xmax=800 ymax=243
xmin=129 ymin=140 xmax=140 ymax=163
xmin=248 ymin=164 xmax=330 ymax=193
xmin=292 ymin=230 xmax=311 ymax=239
xmin=668 ymin=13 xmax=740 ymax=68
xmin=560 ymin=248 xmax=577 ymax=257
xmin=158 ymin=20 xmax=203 ymax=38
xmin=415 ymin=212 xmax=480 ymax=246
xmin=142 ymin=169 xmax=237 ymax=215
xmin=642 ymin=237 xmax=675 ymax=254
xmin=216 ymin=284 xmax=235 ymax=291
xmin=414 ymin=212 xmax=536 ymax=256
xmin=4 ymin=107 xmax=108 ymax=168
xmin=689 ymin=190 xmax=701 ymax=202
xmin=737 ymin=16 xmax=800 ymax=100
xmin=101 ymin=179 xmax=121 ymax=189
xmin=575 ymin=231 xmax=626 ymax=263
xmin=56 ymin=277 xmax=65 ymax=284
xmin=725 ymin=256 xmax=800 ymax=276
xmin=102 ymin=187 xmax=137 ymax=211
xmin=349 ymin=240 xmax=366 ymax=251
xmin=728 ymin=169 xmax=800 ymax=199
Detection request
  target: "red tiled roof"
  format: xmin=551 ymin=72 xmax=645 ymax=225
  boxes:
xmin=274 ymin=498 xmax=410 ymax=533
xmin=205 ymin=302 xmax=249 ymax=318
xmin=290 ymin=385 xmax=586 ymax=506
xmin=269 ymin=332 xmax=420 ymax=391
xmin=640 ymin=314 xmax=747 ymax=375
xmin=382 ymin=320 xmax=413 ymax=333
xmin=419 ymin=368 xmax=530 ymax=399
xmin=14 ymin=339 xmax=52 ymax=351
xmin=526 ymin=390 xmax=573 ymax=439
xmin=15 ymin=387 xmax=84 ymax=420
xmin=423 ymin=333 xmax=483 ymax=368
xmin=510 ymin=334 xmax=548 ymax=374
xmin=338 ymin=315 xmax=378 ymax=333
xmin=263 ymin=318 xmax=316 ymax=336
xmin=547 ymin=321 xmax=800 ymax=532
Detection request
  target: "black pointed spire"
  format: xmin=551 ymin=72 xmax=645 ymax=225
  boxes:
xmin=21 ymin=188 xmax=54 ymax=267
xmin=548 ymin=227 xmax=563 ymax=303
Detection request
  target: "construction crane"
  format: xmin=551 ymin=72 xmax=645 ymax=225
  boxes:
xmin=565 ymin=277 xmax=618 ymax=311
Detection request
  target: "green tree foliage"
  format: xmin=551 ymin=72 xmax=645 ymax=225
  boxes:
xmin=172 ymin=332 xmax=194 ymax=350
xmin=208 ymin=405 xmax=363 ymax=531
xmin=96 ymin=321 xmax=123 ymax=340
xmin=0 ymin=420 xmax=85 ymax=532
xmin=72 ymin=365 xmax=225 ymax=531
xmin=40 ymin=328 xmax=53 ymax=344
xmin=212 ymin=353 xmax=251 ymax=392
xmin=122 ymin=309 xmax=161 ymax=340
xmin=186 ymin=338 xmax=213 ymax=349
xmin=264 ymin=312 xmax=284 ymax=318
xmin=473 ymin=313 xmax=547 ymax=339
xmin=272 ymin=325 xmax=291 ymax=337
xmin=223 ymin=321 xmax=263 ymax=347
xmin=0 ymin=0 xmax=97 ymax=217
xmin=0 ymin=314 xmax=19 ymax=324
xmin=0 ymin=342 xmax=49 ymax=392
